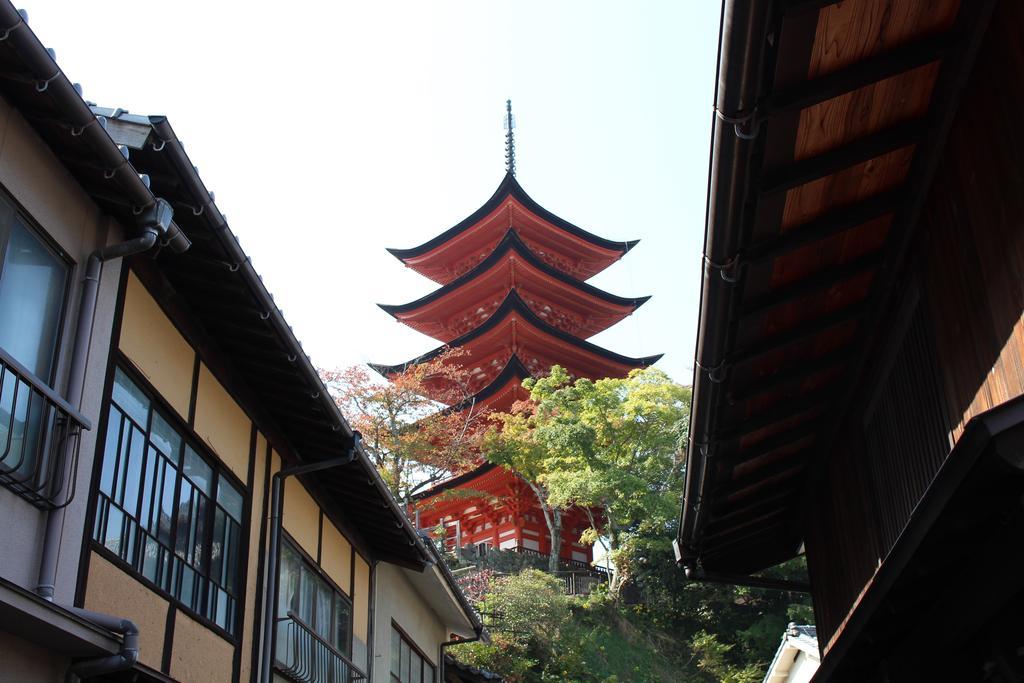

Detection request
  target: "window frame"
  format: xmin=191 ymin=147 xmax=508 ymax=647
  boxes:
xmin=390 ymin=620 xmax=436 ymax=683
xmin=90 ymin=358 xmax=247 ymax=642
xmin=274 ymin=532 xmax=355 ymax=662
xmin=0 ymin=184 xmax=73 ymax=388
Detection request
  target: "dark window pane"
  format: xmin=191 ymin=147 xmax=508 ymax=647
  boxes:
xmin=158 ymin=460 xmax=176 ymax=544
xmin=182 ymin=446 xmax=212 ymax=495
xmin=217 ymin=478 xmax=243 ymax=522
xmin=335 ymin=596 xmax=352 ymax=657
xmin=391 ymin=628 xmax=401 ymax=675
xmin=121 ymin=426 xmax=145 ymax=515
xmin=112 ymin=369 xmax=149 ymax=427
xmin=411 ymin=651 xmax=422 ymax=683
xmin=0 ymin=217 xmax=67 ymax=380
xmin=150 ymin=411 xmax=181 ymax=457
xmin=99 ymin=406 xmax=122 ymax=495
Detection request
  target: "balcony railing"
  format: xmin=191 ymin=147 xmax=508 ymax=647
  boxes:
xmin=511 ymin=545 xmax=611 ymax=576
xmin=275 ymin=613 xmax=366 ymax=683
xmin=0 ymin=346 xmax=89 ymax=509
xmin=555 ymin=571 xmax=607 ymax=596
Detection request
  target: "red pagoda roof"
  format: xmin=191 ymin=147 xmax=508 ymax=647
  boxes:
xmin=387 ymin=173 xmax=639 ymax=285
xmin=379 ymin=231 xmax=650 ymax=342
xmin=370 ymin=290 xmax=662 ymax=402
xmin=444 ymin=355 xmax=532 ymax=414
xmin=412 ymin=462 xmax=500 ymax=501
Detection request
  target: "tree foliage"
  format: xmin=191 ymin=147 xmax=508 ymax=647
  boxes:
xmin=455 ymin=365 xmax=812 ymax=683
xmin=485 ymin=366 xmax=690 ymax=587
xmin=321 ymin=348 xmax=488 ymax=499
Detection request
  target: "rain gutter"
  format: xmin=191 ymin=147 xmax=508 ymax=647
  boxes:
xmin=145 ymin=117 xmax=435 ymax=568
xmin=677 ymin=0 xmax=774 ymax=569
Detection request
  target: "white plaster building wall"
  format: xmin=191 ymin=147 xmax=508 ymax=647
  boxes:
xmin=371 ymin=563 xmax=448 ymax=683
xmin=0 ymin=92 xmax=126 ymax=604
xmin=788 ymin=651 xmax=819 ymax=683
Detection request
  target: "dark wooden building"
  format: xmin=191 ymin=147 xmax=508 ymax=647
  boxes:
xmin=676 ymin=0 xmax=1024 ymax=679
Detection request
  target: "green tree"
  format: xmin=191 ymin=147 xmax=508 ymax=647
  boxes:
xmin=486 ymin=366 xmax=690 ymax=590
xmin=454 ymin=570 xmax=574 ymax=682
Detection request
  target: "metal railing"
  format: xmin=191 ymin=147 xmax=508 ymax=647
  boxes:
xmin=275 ymin=613 xmax=366 ymax=683
xmin=511 ymin=546 xmax=611 ymax=575
xmin=555 ymin=571 xmax=607 ymax=596
xmin=0 ymin=346 xmax=89 ymax=509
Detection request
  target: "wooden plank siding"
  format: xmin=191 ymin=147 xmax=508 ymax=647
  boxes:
xmin=804 ymin=0 xmax=1024 ymax=652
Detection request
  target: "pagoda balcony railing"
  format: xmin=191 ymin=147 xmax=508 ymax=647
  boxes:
xmin=275 ymin=613 xmax=366 ymax=683
xmin=0 ymin=345 xmax=89 ymax=510
xmin=510 ymin=545 xmax=611 ymax=576
xmin=554 ymin=570 xmax=607 ymax=596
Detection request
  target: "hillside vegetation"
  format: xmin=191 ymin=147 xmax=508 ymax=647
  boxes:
xmin=452 ymin=559 xmax=811 ymax=683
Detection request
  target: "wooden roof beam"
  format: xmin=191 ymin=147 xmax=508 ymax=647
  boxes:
xmin=765 ymin=35 xmax=950 ymax=118
xmin=727 ymin=346 xmax=850 ymax=403
xmin=760 ymin=121 xmax=921 ymax=194
xmin=715 ymin=389 xmax=830 ymax=442
xmin=779 ymin=0 xmax=840 ymax=16
xmin=729 ymin=301 xmax=866 ymax=366
xmin=741 ymin=250 xmax=882 ymax=316
xmin=722 ymin=422 xmax=820 ymax=467
xmin=745 ymin=190 xmax=902 ymax=264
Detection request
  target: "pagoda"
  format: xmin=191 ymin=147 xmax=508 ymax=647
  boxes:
xmin=373 ymin=103 xmax=660 ymax=566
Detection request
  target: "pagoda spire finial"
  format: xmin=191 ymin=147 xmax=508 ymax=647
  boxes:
xmin=504 ymin=99 xmax=516 ymax=177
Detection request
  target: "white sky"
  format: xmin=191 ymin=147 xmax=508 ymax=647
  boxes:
xmin=29 ymin=1 xmax=721 ymax=384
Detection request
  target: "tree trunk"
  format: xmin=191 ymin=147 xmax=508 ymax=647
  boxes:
xmin=548 ymin=510 xmax=562 ymax=574
xmin=521 ymin=475 xmax=562 ymax=575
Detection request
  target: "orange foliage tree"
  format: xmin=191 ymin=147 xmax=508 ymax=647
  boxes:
xmin=320 ymin=348 xmax=490 ymax=501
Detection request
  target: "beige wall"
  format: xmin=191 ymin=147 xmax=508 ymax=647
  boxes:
xmin=119 ymin=272 xmax=196 ymax=419
xmin=194 ymin=363 xmax=252 ymax=481
xmin=371 ymin=563 xmax=447 ymax=683
xmin=170 ymin=611 xmax=235 ymax=683
xmin=321 ymin=520 xmax=353 ymax=594
xmin=353 ymin=554 xmax=371 ymax=671
xmin=283 ymin=475 xmax=320 ymax=558
xmin=84 ymin=554 xmax=169 ymax=671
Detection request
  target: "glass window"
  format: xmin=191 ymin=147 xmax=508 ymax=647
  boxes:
xmin=93 ymin=367 xmax=244 ymax=636
xmin=275 ymin=539 xmax=354 ymax=672
xmin=391 ymin=625 xmax=433 ymax=683
xmin=0 ymin=215 xmax=68 ymax=381
xmin=0 ymin=213 xmax=70 ymax=482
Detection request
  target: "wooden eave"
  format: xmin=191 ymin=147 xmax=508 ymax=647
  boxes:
xmin=371 ymin=290 xmax=662 ymax=402
xmin=379 ymin=231 xmax=649 ymax=342
xmin=677 ymin=0 xmax=994 ymax=576
xmin=387 ymin=173 xmax=639 ymax=285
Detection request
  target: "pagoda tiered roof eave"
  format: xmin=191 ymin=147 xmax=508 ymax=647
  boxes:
xmin=369 ymin=289 xmax=663 ymax=380
xmin=378 ymin=230 xmax=651 ymax=341
xmin=386 ymin=173 xmax=639 ymax=284
xmin=444 ymin=354 xmax=533 ymax=414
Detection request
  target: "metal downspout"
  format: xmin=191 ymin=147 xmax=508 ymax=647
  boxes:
xmin=64 ymin=607 xmax=139 ymax=682
xmin=259 ymin=439 xmax=359 ymax=683
xmin=439 ymin=627 xmax=485 ymax=683
xmin=678 ymin=0 xmax=773 ymax=570
xmin=32 ymin=199 xmax=188 ymax=680
xmin=35 ymin=226 xmax=157 ymax=602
